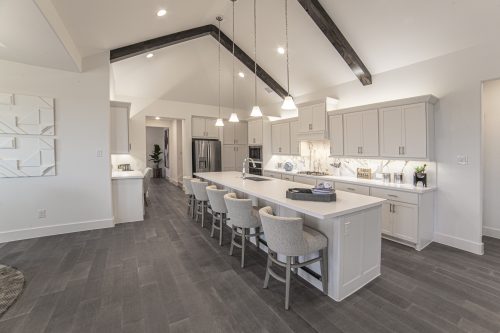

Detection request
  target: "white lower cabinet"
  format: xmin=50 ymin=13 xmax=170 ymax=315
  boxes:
xmin=293 ymin=175 xmax=317 ymax=186
xmin=281 ymin=174 xmax=293 ymax=181
xmin=263 ymin=171 xmax=282 ymax=179
xmin=382 ymin=201 xmax=418 ymax=244
xmin=334 ymin=182 xmax=370 ymax=196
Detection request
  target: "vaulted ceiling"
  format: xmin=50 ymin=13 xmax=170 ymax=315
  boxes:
xmin=2 ymin=0 xmax=500 ymax=111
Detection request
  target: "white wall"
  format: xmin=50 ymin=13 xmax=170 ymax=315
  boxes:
xmin=285 ymin=43 xmax=500 ymax=254
xmin=0 ymin=53 xmax=113 ymax=243
xmin=482 ymin=79 xmax=500 ymax=238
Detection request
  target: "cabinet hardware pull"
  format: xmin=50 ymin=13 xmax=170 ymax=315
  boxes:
xmin=392 ymin=204 xmax=396 ymax=213
xmin=388 ymin=194 xmax=398 ymax=198
xmin=347 ymin=188 xmax=355 ymax=191
xmin=402 ymin=146 xmax=405 ymax=155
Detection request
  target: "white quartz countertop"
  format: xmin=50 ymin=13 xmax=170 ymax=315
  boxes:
xmin=195 ymin=171 xmax=385 ymax=220
xmin=112 ymin=170 xmax=144 ymax=180
xmin=265 ymin=169 xmax=435 ymax=194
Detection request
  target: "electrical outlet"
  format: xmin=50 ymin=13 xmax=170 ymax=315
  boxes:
xmin=96 ymin=150 xmax=103 ymax=158
xmin=38 ymin=209 xmax=46 ymax=219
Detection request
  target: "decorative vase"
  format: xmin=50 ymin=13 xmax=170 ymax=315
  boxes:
xmin=413 ymin=172 xmax=427 ymax=187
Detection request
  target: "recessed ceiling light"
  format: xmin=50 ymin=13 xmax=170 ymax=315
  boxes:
xmin=157 ymin=9 xmax=167 ymax=17
xmin=146 ymin=53 xmax=154 ymax=59
xmin=238 ymin=72 xmax=245 ymax=78
xmin=277 ymin=47 xmax=285 ymax=55
xmin=155 ymin=116 xmax=161 ymax=120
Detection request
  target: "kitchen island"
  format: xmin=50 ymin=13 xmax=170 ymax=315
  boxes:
xmin=112 ymin=170 xmax=144 ymax=223
xmin=195 ymin=171 xmax=386 ymax=302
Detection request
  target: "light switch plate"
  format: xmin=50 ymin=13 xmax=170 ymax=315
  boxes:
xmin=457 ymin=155 xmax=469 ymax=165
xmin=96 ymin=150 xmax=103 ymax=158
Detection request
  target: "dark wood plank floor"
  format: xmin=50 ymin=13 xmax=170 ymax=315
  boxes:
xmin=1 ymin=179 xmax=500 ymax=332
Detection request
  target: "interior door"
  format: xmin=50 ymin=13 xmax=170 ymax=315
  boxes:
xmin=223 ymin=122 xmax=235 ymax=144
xmin=192 ymin=117 xmax=206 ymax=137
xmin=299 ymin=106 xmax=313 ymax=132
xmin=205 ymin=118 xmax=220 ymax=139
xmin=361 ymin=109 xmax=379 ymax=156
xmin=312 ymin=103 xmax=326 ymax=132
xmin=289 ymin=120 xmax=300 ymax=155
xmin=402 ymin=103 xmax=427 ymax=159
xmin=222 ymin=145 xmax=236 ymax=171
xmin=379 ymin=106 xmax=403 ymax=157
xmin=392 ymin=202 xmax=418 ymax=243
xmin=343 ymin=112 xmax=363 ymax=156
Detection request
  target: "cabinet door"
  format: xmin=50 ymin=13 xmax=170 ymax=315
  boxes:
xmin=299 ymin=106 xmax=313 ymax=133
xmin=402 ymin=103 xmax=427 ymax=158
xmin=280 ymin=122 xmax=291 ymax=155
xmin=271 ymin=123 xmax=281 ymax=154
xmin=205 ymin=118 xmax=220 ymax=139
xmin=381 ymin=202 xmax=393 ymax=236
xmin=379 ymin=106 xmax=403 ymax=157
xmin=362 ymin=109 xmax=379 ymax=156
xmin=343 ymin=112 xmax=363 ymax=156
xmin=392 ymin=202 xmax=418 ymax=243
xmin=248 ymin=120 xmax=257 ymax=145
xmin=263 ymin=171 xmax=282 ymax=179
xmin=312 ymin=103 xmax=326 ymax=132
xmin=329 ymin=115 xmax=344 ymax=156
xmin=250 ymin=119 xmax=263 ymax=145
xmin=222 ymin=145 xmax=236 ymax=171
xmin=110 ymin=105 xmax=130 ymax=154
xmin=234 ymin=145 xmax=248 ymax=170
xmin=234 ymin=122 xmax=248 ymax=145
xmin=223 ymin=122 xmax=235 ymax=144
xmin=289 ymin=120 xmax=300 ymax=155
xmin=192 ymin=117 xmax=206 ymax=138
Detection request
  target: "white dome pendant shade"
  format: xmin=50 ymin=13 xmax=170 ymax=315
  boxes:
xmin=250 ymin=105 xmax=263 ymax=117
xmin=281 ymin=0 xmax=296 ymax=111
xmin=215 ymin=118 xmax=224 ymax=127
xmin=282 ymin=96 xmax=297 ymax=110
xmin=229 ymin=113 xmax=240 ymax=122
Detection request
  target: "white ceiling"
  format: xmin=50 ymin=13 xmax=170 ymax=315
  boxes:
xmin=0 ymin=0 xmax=77 ymax=71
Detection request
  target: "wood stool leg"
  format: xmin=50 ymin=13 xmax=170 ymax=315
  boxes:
xmin=320 ymin=248 xmax=328 ymax=294
xmin=285 ymin=256 xmax=291 ymax=310
xmin=263 ymin=251 xmax=272 ymax=289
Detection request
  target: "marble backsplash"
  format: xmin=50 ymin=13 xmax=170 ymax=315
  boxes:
xmin=265 ymin=141 xmax=436 ymax=186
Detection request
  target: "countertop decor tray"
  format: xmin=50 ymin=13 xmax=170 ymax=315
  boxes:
xmin=286 ymin=188 xmax=336 ymax=202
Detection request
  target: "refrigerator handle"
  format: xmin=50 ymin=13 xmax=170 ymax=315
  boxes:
xmin=207 ymin=143 xmax=211 ymax=170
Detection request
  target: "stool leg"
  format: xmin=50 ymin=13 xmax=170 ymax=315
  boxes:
xmin=229 ymin=227 xmax=236 ymax=256
xmin=285 ymin=256 xmax=291 ymax=310
xmin=241 ymin=228 xmax=246 ymax=268
xmin=191 ymin=197 xmax=196 ymax=219
xmin=292 ymin=256 xmax=298 ymax=275
xmin=320 ymin=248 xmax=328 ymax=295
xmin=210 ymin=212 xmax=216 ymax=238
xmin=219 ymin=214 xmax=224 ymax=246
xmin=255 ymin=227 xmax=260 ymax=251
xmin=201 ymin=202 xmax=205 ymax=228
xmin=263 ymin=251 xmax=272 ymax=289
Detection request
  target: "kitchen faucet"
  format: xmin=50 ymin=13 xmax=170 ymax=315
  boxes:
xmin=242 ymin=158 xmax=256 ymax=179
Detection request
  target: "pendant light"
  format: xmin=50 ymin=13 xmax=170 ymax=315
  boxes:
xmin=250 ymin=0 xmax=262 ymax=117
xmin=281 ymin=0 xmax=297 ymax=110
xmin=229 ymin=0 xmax=240 ymax=122
xmin=215 ymin=16 xmax=224 ymax=127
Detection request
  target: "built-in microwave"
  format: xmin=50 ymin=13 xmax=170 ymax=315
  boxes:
xmin=248 ymin=146 xmax=262 ymax=161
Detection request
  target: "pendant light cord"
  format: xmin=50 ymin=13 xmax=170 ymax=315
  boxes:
xmin=218 ymin=18 xmax=222 ymax=119
xmin=285 ymin=0 xmax=290 ymax=97
xmin=254 ymin=0 xmax=258 ymax=106
xmin=232 ymin=0 xmax=236 ymax=114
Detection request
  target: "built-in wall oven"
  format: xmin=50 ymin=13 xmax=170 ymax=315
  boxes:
xmin=248 ymin=146 xmax=263 ymax=175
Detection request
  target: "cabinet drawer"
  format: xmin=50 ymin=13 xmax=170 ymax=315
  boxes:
xmin=281 ymin=174 xmax=294 ymax=181
xmin=263 ymin=171 xmax=282 ymax=179
xmin=371 ymin=188 xmax=418 ymax=205
xmin=293 ymin=175 xmax=317 ymax=186
xmin=335 ymin=182 xmax=370 ymax=195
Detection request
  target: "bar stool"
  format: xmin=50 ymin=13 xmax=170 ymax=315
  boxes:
xmin=206 ymin=185 xmax=228 ymax=246
xmin=259 ymin=206 xmax=328 ymax=310
xmin=183 ymin=176 xmax=196 ymax=218
xmin=191 ymin=180 xmax=210 ymax=228
xmin=224 ymin=193 xmax=262 ymax=268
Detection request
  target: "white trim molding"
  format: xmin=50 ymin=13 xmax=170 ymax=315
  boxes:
xmin=483 ymin=226 xmax=500 ymax=239
xmin=434 ymin=232 xmax=484 ymax=255
xmin=0 ymin=218 xmax=114 ymax=244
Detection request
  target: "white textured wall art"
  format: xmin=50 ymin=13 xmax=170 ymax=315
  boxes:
xmin=0 ymin=93 xmax=55 ymax=135
xmin=0 ymin=136 xmax=56 ymax=178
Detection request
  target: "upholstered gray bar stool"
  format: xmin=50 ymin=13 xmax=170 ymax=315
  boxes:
xmin=259 ymin=206 xmax=328 ymax=310
xmin=224 ymin=193 xmax=262 ymax=268
xmin=206 ymin=185 xmax=228 ymax=246
xmin=191 ymin=179 xmax=210 ymax=228
xmin=183 ymin=176 xmax=196 ymax=218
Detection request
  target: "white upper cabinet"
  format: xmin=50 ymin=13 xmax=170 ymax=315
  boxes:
xmin=298 ymin=102 xmax=327 ymax=139
xmin=343 ymin=109 xmax=379 ymax=157
xmin=271 ymin=122 xmax=290 ymax=155
xmin=248 ymin=119 xmax=263 ymax=145
xmin=192 ymin=117 xmax=219 ymax=139
xmin=223 ymin=122 xmax=248 ymax=145
xmin=329 ymin=115 xmax=344 ymax=156
xmin=379 ymin=103 xmax=428 ymax=159
xmin=110 ymin=101 xmax=131 ymax=154
xmin=289 ymin=120 xmax=300 ymax=155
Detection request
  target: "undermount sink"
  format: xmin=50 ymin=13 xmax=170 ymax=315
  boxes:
xmin=244 ymin=176 xmax=272 ymax=181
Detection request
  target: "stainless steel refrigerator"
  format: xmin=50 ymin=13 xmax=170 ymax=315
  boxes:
xmin=192 ymin=139 xmax=221 ymax=173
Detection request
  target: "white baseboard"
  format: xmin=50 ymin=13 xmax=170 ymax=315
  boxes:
xmin=434 ymin=232 xmax=484 ymax=255
xmin=483 ymin=226 xmax=500 ymax=239
xmin=0 ymin=218 xmax=114 ymax=244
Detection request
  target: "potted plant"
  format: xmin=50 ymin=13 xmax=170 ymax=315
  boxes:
xmin=149 ymin=144 xmax=163 ymax=178
xmin=413 ymin=164 xmax=427 ymax=187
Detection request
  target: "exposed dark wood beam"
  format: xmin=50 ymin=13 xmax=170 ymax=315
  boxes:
xmin=297 ymin=0 xmax=372 ymax=85
xmin=110 ymin=25 xmax=288 ymax=99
